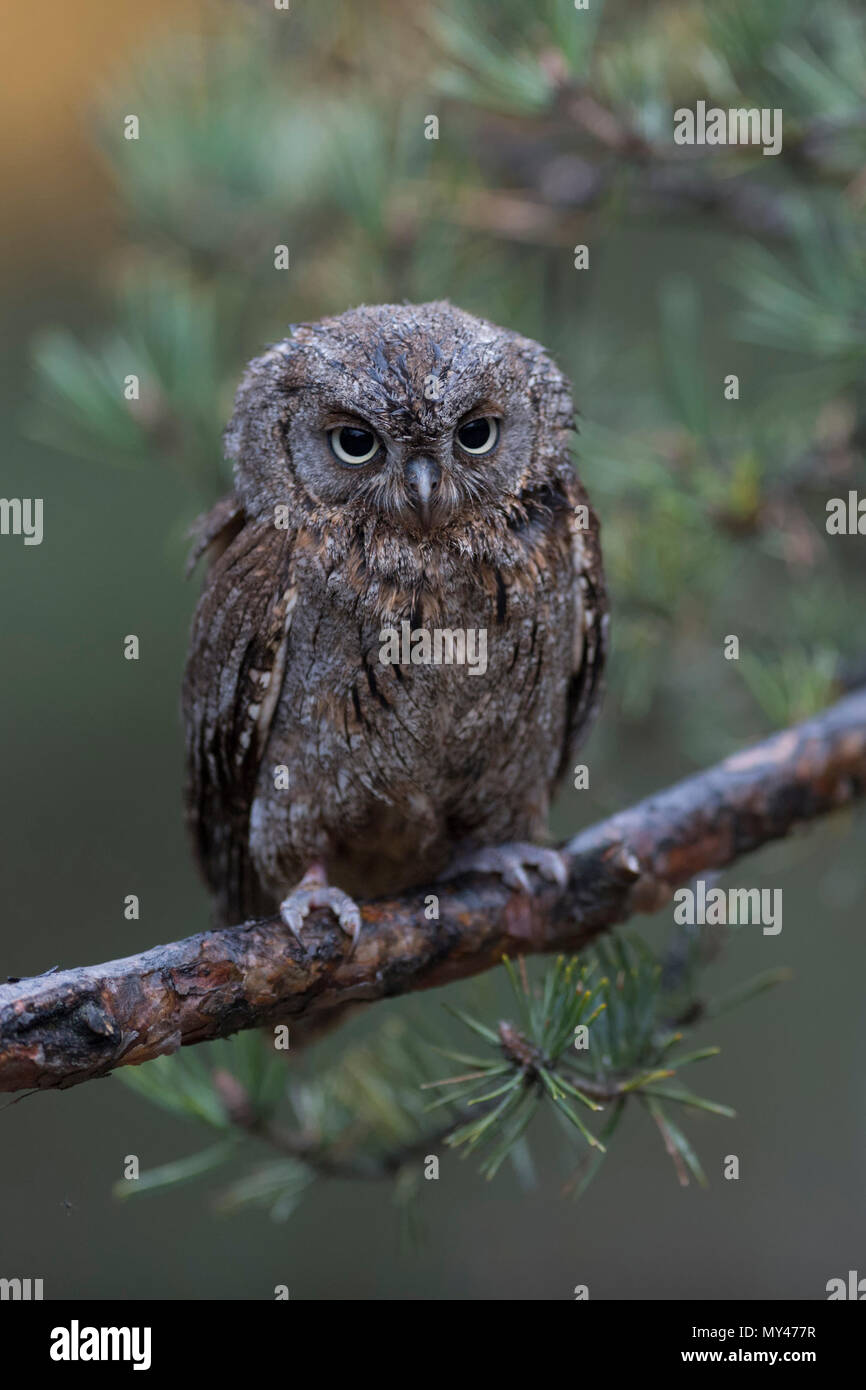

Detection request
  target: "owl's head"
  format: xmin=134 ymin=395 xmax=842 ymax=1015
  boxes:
xmin=226 ymin=303 xmax=575 ymax=548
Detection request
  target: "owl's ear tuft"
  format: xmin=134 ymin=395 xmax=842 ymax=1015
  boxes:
xmin=223 ymin=340 xmax=310 ymax=514
xmin=518 ymin=343 xmax=575 ymax=445
xmin=224 ymin=342 xmax=301 ymax=457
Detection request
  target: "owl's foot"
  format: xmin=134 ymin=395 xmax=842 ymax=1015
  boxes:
xmin=442 ymin=841 xmax=569 ymax=894
xmin=279 ymin=863 xmax=362 ymax=953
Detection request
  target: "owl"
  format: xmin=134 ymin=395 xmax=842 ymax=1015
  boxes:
xmin=183 ymin=301 xmax=607 ymax=946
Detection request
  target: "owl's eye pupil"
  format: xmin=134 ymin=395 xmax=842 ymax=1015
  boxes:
xmin=339 ymin=428 xmax=374 ymax=456
xmin=456 ymin=417 xmax=499 ymax=455
xmin=329 ymin=425 xmax=380 ymax=465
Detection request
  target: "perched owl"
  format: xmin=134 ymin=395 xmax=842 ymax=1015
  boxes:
xmin=183 ymin=301 xmax=607 ymax=945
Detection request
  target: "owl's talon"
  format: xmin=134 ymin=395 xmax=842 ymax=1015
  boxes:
xmin=533 ymin=847 xmax=570 ymax=887
xmin=278 ymin=875 xmax=363 ymax=954
xmin=442 ymin=842 xmax=569 ymax=893
xmin=504 ymin=861 xmax=532 ymax=893
xmin=339 ymin=907 xmax=363 ymax=951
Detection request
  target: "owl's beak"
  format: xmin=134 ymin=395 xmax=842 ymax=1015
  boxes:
xmin=404 ymin=456 xmax=442 ymax=531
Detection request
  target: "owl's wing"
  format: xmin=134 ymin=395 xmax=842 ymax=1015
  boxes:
xmin=555 ymin=479 xmax=609 ymax=787
xmin=183 ymin=497 xmax=295 ymax=924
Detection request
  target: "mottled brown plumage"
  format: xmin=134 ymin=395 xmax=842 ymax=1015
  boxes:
xmin=182 ymin=301 xmax=607 ymax=939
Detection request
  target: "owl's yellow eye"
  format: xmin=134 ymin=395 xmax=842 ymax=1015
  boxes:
xmin=329 ymin=425 xmax=380 ymax=466
xmin=456 ymin=417 xmax=499 ymax=455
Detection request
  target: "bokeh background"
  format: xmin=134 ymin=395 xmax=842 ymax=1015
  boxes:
xmin=1 ymin=0 xmax=864 ymax=1299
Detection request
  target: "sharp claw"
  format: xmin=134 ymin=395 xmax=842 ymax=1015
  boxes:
xmin=442 ymin=841 xmax=568 ymax=895
xmin=280 ymin=903 xmax=310 ymax=950
xmin=279 ymin=877 xmax=362 ymax=954
xmin=280 ymin=901 xmax=302 ymax=929
xmin=338 ymin=904 xmax=361 ymax=932
xmin=340 ymin=907 xmax=363 ymax=953
xmin=540 ymin=852 xmax=569 ymax=887
xmin=505 ymin=864 xmax=532 ymax=893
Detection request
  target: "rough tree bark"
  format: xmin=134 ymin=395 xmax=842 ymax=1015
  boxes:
xmin=1 ymin=689 xmax=864 ymax=1095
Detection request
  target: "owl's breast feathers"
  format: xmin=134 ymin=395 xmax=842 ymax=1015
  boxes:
xmin=183 ymin=471 xmax=606 ymax=921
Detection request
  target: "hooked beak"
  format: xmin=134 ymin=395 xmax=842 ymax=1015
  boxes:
xmin=403 ymin=455 xmax=442 ymax=531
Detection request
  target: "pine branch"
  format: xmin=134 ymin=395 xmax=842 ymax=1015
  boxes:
xmin=2 ymin=689 xmax=865 ymax=1096
xmin=215 ymin=1077 xmax=459 ymax=1183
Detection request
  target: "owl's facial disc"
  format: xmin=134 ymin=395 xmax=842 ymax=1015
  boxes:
xmin=313 ymin=408 xmax=493 ymax=534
